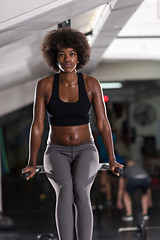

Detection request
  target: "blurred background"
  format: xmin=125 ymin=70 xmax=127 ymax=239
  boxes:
xmin=0 ymin=0 xmax=160 ymax=239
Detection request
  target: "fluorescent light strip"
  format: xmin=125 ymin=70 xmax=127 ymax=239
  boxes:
xmin=100 ymin=82 xmax=123 ymax=89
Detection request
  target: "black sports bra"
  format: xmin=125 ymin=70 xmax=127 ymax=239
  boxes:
xmin=46 ymin=73 xmax=91 ymax=126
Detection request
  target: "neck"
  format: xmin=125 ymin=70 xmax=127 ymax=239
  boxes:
xmin=59 ymin=70 xmax=78 ymax=86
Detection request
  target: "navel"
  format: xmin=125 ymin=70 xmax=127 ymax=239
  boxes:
xmin=68 ymin=135 xmax=73 ymax=140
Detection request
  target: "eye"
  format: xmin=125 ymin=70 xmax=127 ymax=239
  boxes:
xmin=70 ymin=52 xmax=76 ymax=56
xmin=59 ymin=53 xmax=64 ymax=57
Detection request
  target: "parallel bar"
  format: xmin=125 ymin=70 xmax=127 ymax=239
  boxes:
xmin=21 ymin=163 xmax=123 ymax=179
xmin=36 ymin=163 xmax=123 ymax=173
xmin=118 ymin=227 xmax=138 ymax=232
xmin=118 ymin=225 xmax=160 ymax=233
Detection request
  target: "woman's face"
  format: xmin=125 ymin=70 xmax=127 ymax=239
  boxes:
xmin=57 ymin=48 xmax=78 ymax=73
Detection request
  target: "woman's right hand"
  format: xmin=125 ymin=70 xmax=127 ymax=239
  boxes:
xmin=22 ymin=165 xmax=36 ymax=180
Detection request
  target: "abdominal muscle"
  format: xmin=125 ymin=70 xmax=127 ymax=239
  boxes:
xmin=48 ymin=123 xmax=94 ymax=146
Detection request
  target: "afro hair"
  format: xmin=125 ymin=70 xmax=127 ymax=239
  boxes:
xmin=41 ymin=27 xmax=91 ymax=71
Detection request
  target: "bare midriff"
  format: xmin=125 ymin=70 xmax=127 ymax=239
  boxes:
xmin=48 ymin=124 xmax=93 ymax=146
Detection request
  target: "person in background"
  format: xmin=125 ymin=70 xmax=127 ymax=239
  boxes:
xmin=117 ymin=160 xmax=152 ymax=221
xmin=95 ymin=133 xmax=125 ymax=207
xmin=22 ymin=27 xmax=123 ymax=240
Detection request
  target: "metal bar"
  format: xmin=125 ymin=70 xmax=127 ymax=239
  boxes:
xmin=38 ymin=163 xmax=113 ymax=173
xmin=118 ymin=227 xmax=138 ymax=232
xmin=21 ymin=163 xmax=123 ymax=179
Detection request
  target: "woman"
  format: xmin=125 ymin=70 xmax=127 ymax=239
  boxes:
xmin=22 ymin=27 xmax=123 ymax=240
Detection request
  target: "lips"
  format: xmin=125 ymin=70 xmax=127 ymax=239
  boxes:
xmin=63 ymin=63 xmax=72 ymax=67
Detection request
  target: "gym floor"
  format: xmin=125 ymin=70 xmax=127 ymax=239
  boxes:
xmin=1 ymin=172 xmax=160 ymax=240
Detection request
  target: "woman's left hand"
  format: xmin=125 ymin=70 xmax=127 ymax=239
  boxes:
xmin=109 ymin=160 xmax=124 ymax=176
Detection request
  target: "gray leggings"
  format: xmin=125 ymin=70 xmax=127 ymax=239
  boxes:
xmin=43 ymin=141 xmax=99 ymax=240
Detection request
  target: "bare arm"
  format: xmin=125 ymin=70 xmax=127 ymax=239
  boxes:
xmin=91 ymin=77 xmax=124 ymax=175
xmin=22 ymin=79 xmax=46 ymax=179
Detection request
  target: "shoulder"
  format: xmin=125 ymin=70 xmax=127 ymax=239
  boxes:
xmin=82 ymin=73 xmax=101 ymax=92
xmin=37 ymin=75 xmax=53 ymax=89
xmin=36 ymin=75 xmax=55 ymax=96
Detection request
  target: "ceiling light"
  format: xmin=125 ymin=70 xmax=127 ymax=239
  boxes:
xmin=100 ymin=82 xmax=123 ymax=89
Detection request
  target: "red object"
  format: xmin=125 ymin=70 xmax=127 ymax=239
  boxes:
xmin=103 ymin=95 xmax=109 ymax=102
xmin=151 ymin=178 xmax=159 ymax=185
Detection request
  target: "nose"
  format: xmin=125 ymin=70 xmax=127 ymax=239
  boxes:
xmin=64 ymin=54 xmax=70 ymax=62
